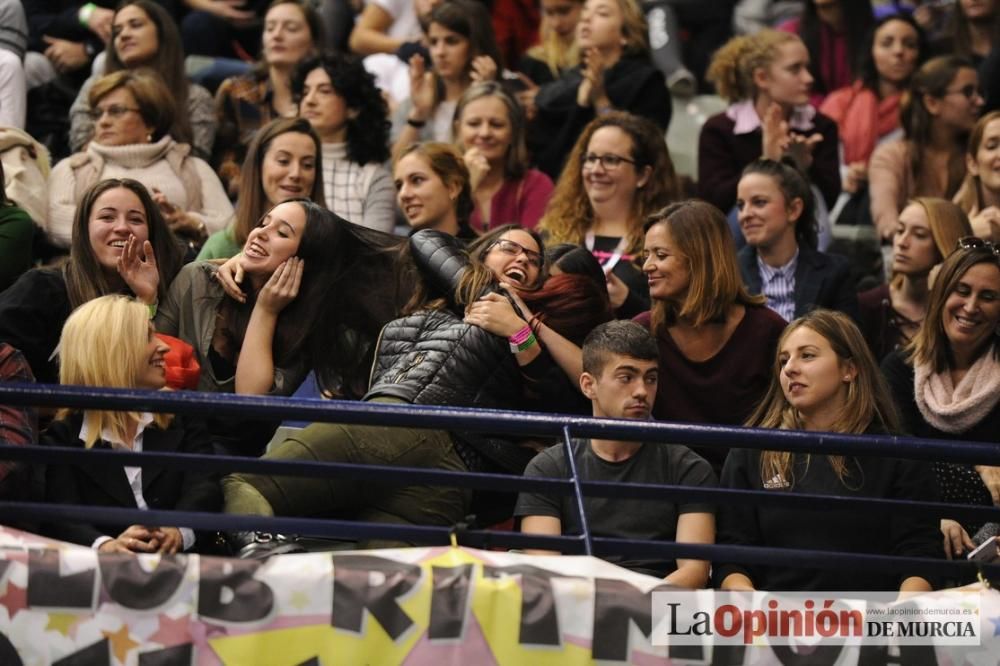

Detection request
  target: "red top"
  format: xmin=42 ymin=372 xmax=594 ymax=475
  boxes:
xmin=469 ymin=168 xmax=554 ymax=233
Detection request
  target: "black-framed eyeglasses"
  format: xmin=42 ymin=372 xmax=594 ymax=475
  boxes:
xmin=943 ymin=84 xmax=983 ymax=101
xmin=489 ymin=238 xmax=544 ymax=269
xmin=957 ymin=236 xmax=1000 ymax=257
xmin=581 ymin=153 xmax=636 ymax=170
xmin=89 ymin=104 xmax=141 ymax=121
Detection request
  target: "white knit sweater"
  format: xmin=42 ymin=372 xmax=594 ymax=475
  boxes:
xmin=47 ymin=137 xmax=234 ymax=249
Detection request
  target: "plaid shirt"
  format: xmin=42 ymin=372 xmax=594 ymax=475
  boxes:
xmin=0 ymin=343 xmax=36 ymax=493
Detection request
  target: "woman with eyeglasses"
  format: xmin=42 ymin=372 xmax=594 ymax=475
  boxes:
xmin=882 ymin=238 xmax=1000 ymax=561
xmin=47 ymin=69 xmax=233 ymax=254
xmin=68 ymin=0 xmax=216 ymax=159
xmin=539 ymin=112 xmax=681 ymax=318
xmin=221 ymin=224 xmax=611 ymax=555
xmin=869 ymin=55 xmax=985 ymax=242
xmin=954 ymin=111 xmax=1000 ymax=242
xmin=637 ymin=200 xmax=787 ymax=474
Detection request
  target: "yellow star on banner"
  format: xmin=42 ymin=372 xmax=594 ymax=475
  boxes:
xmin=102 ymin=624 xmax=140 ymax=663
xmin=46 ymin=613 xmax=80 ymax=637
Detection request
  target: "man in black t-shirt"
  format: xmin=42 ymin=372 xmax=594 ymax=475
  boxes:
xmin=515 ymin=321 xmax=717 ymax=587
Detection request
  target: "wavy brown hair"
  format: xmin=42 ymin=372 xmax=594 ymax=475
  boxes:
xmin=539 ymin=112 xmax=680 ymax=259
xmin=643 ymin=200 xmax=764 ymax=333
xmin=748 ymin=310 xmax=902 ymax=488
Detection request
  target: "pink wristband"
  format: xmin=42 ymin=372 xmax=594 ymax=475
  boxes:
xmin=508 ymin=325 xmax=533 ymax=345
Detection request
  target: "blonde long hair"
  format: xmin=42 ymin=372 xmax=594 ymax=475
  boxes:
xmin=58 ymin=295 xmax=171 ymax=448
xmin=748 ymin=310 xmax=901 ymax=487
xmin=525 ymin=0 xmax=582 ymax=78
xmin=889 ymin=197 xmax=972 ymax=289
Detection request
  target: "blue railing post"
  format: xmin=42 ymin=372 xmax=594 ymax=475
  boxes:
xmin=562 ymin=425 xmax=592 ymax=556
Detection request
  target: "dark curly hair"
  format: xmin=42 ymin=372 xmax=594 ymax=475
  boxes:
xmin=293 ymin=52 xmax=391 ymax=165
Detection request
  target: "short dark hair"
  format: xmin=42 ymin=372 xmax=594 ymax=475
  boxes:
xmin=582 ymin=320 xmax=658 ymax=377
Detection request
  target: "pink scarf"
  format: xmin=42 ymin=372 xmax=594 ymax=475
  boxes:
xmin=914 ymin=353 xmax=1000 ymax=434
xmin=820 ymin=82 xmax=901 ymax=165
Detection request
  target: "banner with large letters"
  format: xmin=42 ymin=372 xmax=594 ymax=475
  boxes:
xmin=0 ymin=526 xmax=997 ymax=665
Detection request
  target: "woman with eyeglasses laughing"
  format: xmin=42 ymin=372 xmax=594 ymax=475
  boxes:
xmin=221 ymin=223 xmax=611 ymax=556
xmin=882 ymin=237 xmax=1000 ymax=564
xmin=539 ymin=112 xmax=681 ymax=318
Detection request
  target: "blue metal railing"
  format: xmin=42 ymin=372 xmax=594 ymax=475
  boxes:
xmin=2 ymin=383 xmax=1000 ymax=579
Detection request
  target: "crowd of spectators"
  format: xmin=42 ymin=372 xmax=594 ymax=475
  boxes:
xmin=2 ymin=0 xmax=1000 ymax=592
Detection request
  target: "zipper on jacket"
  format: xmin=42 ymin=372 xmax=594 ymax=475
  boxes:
xmin=393 ymin=352 xmax=426 ymax=383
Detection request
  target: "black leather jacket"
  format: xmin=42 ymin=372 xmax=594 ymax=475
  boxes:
xmin=365 ymin=231 xmax=572 ymax=472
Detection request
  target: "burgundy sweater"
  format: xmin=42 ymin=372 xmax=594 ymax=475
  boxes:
xmin=634 ymin=305 xmax=787 ymax=471
xmin=697 ymin=110 xmax=841 ymax=215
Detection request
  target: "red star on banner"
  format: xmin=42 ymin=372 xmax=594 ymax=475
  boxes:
xmin=149 ymin=613 xmax=192 ymax=647
xmin=101 ymin=624 xmax=140 ymax=664
xmin=0 ymin=582 xmax=26 ymax=619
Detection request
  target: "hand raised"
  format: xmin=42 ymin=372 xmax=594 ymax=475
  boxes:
xmin=117 ymin=235 xmax=159 ymax=305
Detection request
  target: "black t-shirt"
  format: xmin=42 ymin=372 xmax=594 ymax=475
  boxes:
xmin=515 ymin=438 xmax=716 ymax=577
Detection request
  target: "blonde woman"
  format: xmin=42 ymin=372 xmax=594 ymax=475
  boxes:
xmin=857 ymin=197 xmax=972 ymax=361
xmin=41 ymin=295 xmax=221 ymax=554
xmin=716 ymin=309 xmax=940 ymax=591
xmin=698 ymin=29 xmax=840 ymax=221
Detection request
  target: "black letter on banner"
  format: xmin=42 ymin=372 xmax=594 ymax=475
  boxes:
xmin=592 ymin=579 xmax=673 ymax=661
xmin=429 ymin=564 xmax=474 ymax=640
xmin=772 ymin=645 xmax=844 ymax=665
xmin=100 ymin=554 xmax=186 ymax=610
xmin=138 ymin=644 xmax=192 ymax=666
xmin=331 ymin=555 xmax=421 ymax=640
xmin=53 ymin=639 xmax=111 ymax=665
xmin=27 ymin=549 xmax=95 ymax=609
xmin=198 ymin=559 xmax=274 ymax=623
xmin=0 ymin=631 xmax=23 ymax=666
xmin=482 ymin=565 xmax=584 ymax=647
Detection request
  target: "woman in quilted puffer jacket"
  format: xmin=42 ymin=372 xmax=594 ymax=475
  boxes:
xmin=222 ymin=223 xmax=612 ymax=556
